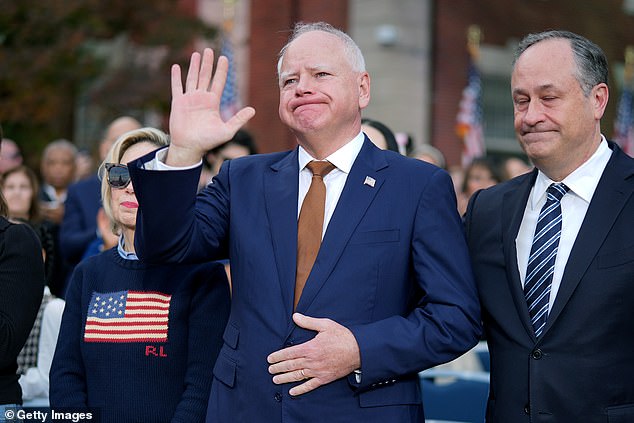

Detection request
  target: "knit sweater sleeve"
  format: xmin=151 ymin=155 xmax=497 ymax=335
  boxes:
xmin=170 ymin=263 xmax=231 ymax=423
xmin=0 ymin=221 xmax=45 ymax=369
xmin=49 ymin=265 xmax=88 ymax=406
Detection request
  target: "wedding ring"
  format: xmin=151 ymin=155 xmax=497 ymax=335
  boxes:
xmin=300 ymin=369 xmax=307 ymax=379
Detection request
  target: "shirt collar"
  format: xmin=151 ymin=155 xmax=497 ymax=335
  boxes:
xmin=117 ymin=236 xmax=139 ymax=260
xmin=530 ymin=136 xmax=611 ymax=209
xmin=298 ymin=131 xmax=365 ymax=174
xmin=42 ymin=184 xmax=66 ymax=203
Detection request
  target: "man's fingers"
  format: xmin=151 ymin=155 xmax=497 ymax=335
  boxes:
xmin=226 ymin=106 xmax=256 ymax=130
xmin=171 ymin=64 xmax=183 ymax=97
xmin=268 ymin=357 xmax=304 ymax=375
xmin=272 ymin=369 xmax=307 ymax=385
xmin=185 ymin=51 xmax=201 ymax=92
xmin=289 ymin=377 xmax=322 ymax=396
xmin=267 ymin=343 xmax=302 ymax=365
xmin=293 ymin=312 xmax=330 ymax=332
xmin=210 ymin=55 xmax=229 ymax=98
xmin=198 ymin=48 xmax=215 ymax=91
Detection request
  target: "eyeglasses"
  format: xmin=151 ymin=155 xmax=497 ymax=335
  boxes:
xmin=104 ymin=163 xmax=131 ymax=189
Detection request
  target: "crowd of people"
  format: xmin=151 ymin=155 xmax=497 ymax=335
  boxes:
xmin=0 ymin=21 xmax=632 ymax=423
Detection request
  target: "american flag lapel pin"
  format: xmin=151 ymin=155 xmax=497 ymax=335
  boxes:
xmin=363 ymin=176 xmax=376 ymax=188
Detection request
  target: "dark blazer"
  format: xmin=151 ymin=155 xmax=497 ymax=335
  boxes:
xmin=464 ymin=141 xmax=634 ymax=423
xmin=0 ymin=218 xmax=44 ymax=404
xmin=59 ymin=175 xmax=101 ymax=265
xmin=130 ymin=138 xmax=481 ymax=423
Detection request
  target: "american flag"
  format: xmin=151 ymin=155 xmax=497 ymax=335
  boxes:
xmin=614 ymin=83 xmax=634 ymax=156
xmin=84 ymin=290 xmax=171 ymax=343
xmin=456 ymin=60 xmax=485 ymax=167
xmin=220 ymin=34 xmax=239 ymax=121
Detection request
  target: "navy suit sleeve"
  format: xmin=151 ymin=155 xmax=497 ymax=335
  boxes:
xmin=349 ymin=169 xmax=481 ymax=389
xmin=129 ymin=150 xmax=229 ymax=264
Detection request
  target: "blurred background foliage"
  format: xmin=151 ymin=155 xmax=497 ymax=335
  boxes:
xmin=0 ymin=0 xmax=216 ymax=167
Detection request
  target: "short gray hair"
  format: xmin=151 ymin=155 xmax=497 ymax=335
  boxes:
xmin=42 ymin=139 xmax=78 ymax=160
xmin=277 ymin=22 xmax=366 ymax=78
xmin=513 ymin=30 xmax=608 ymax=96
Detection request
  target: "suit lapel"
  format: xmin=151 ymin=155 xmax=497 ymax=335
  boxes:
xmin=502 ymin=170 xmax=538 ymax=340
xmin=544 ymin=145 xmax=634 ymax=334
xmin=264 ymin=150 xmax=300 ymax=319
xmin=294 ymin=140 xmax=387 ymax=312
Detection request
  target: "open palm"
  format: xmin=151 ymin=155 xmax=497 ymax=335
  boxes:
xmin=168 ymin=48 xmax=255 ymax=166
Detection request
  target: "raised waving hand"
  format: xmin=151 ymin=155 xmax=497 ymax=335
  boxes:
xmin=166 ymin=48 xmax=256 ymax=166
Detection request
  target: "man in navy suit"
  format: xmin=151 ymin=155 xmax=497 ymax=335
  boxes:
xmin=465 ymin=31 xmax=634 ymax=422
xmin=130 ymin=22 xmax=480 ymax=422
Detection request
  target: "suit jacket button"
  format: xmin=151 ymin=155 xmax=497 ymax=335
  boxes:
xmin=531 ymin=349 xmax=543 ymax=360
xmin=524 ymin=404 xmax=530 ymax=414
xmin=274 ymin=392 xmax=282 ymax=402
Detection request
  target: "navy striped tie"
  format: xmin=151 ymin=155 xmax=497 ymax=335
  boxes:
xmin=524 ymin=182 xmax=569 ymax=338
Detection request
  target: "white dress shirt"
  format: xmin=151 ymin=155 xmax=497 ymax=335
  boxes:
xmin=516 ymin=137 xmax=611 ymax=312
xmin=297 ymin=132 xmax=365 ymax=238
xmin=19 ymin=287 xmax=65 ymax=402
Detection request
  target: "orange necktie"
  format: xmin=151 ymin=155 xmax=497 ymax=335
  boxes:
xmin=294 ymin=160 xmax=336 ymax=308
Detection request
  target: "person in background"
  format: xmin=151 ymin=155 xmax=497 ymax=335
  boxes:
xmin=361 ymin=117 xmax=401 ymax=152
xmin=60 ymin=117 xmax=142 ymax=271
xmin=74 ymin=149 xmax=95 ymax=182
xmin=2 ymin=166 xmax=45 ymax=224
xmin=17 ymin=291 xmax=64 ymax=406
xmin=38 ymin=139 xmax=77 ymax=225
xmin=79 ymin=208 xmax=119 ymax=260
xmin=37 ymin=139 xmax=77 ymax=297
xmin=410 ymin=144 xmax=446 ymax=169
xmin=50 ymin=127 xmax=231 ymax=423
xmin=0 ymin=165 xmax=64 ymax=405
xmin=465 ymin=30 xmax=634 ymax=422
xmin=199 ymin=128 xmax=257 ymax=191
xmin=395 ymin=132 xmax=414 ymax=156
xmin=0 ymin=124 xmax=45 ymax=422
xmin=500 ymin=156 xmax=533 ymax=181
xmin=1 ymin=165 xmax=56 ymax=284
xmin=459 ymin=156 xmax=502 ymax=215
xmin=129 ymin=22 xmax=480 ymax=422
xmin=0 ymin=139 xmax=23 ymax=175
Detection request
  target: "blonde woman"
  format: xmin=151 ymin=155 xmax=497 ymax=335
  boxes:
xmin=51 ymin=128 xmax=230 ymax=422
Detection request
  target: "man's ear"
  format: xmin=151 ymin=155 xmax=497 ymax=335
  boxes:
xmin=358 ymin=72 xmax=371 ymax=109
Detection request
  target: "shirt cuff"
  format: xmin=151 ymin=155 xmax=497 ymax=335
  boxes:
xmin=145 ymin=147 xmax=203 ymax=171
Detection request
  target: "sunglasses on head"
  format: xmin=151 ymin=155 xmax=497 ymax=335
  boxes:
xmin=105 ymin=163 xmax=131 ymax=189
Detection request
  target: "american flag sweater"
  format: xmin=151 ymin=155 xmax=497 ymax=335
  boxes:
xmin=50 ymin=247 xmax=230 ymax=422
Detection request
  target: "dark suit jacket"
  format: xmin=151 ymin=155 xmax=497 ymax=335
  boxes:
xmin=130 ymin=138 xmax=481 ymax=423
xmin=464 ymin=142 xmax=634 ymax=423
xmin=59 ymin=175 xmax=101 ymax=265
